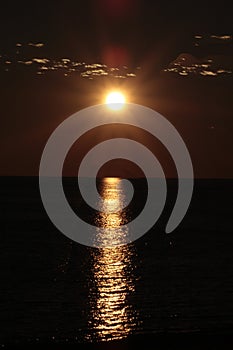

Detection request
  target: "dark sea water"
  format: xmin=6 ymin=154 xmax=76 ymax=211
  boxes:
xmin=0 ymin=177 xmax=233 ymax=348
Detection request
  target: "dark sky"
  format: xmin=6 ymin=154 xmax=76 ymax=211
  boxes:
xmin=0 ymin=0 xmax=231 ymax=56
xmin=0 ymin=0 xmax=232 ymax=177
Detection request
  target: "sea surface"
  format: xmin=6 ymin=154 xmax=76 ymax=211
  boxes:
xmin=0 ymin=177 xmax=233 ymax=348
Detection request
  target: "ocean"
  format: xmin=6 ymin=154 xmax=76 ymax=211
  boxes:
xmin=0 ymin=177 xmax=232 ymax=348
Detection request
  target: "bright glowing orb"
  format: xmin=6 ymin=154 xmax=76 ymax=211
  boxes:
xmin=105 ymin=92 xmax=126 ymax=110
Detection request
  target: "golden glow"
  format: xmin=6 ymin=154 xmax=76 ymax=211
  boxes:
xmin=86 ymin=178 xmax=140 ymax=341
xmin=95 ymin=178 xmax=128 ymax=245
xmin=105 ymin=91 xmax=126 ymax=110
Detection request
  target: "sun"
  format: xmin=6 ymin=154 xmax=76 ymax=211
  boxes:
xmin=105 ymin=91 xmax=126 ymax=110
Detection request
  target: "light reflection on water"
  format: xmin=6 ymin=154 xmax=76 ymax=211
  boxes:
xmin=86 ymin=178 xmax=141 ymax=341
